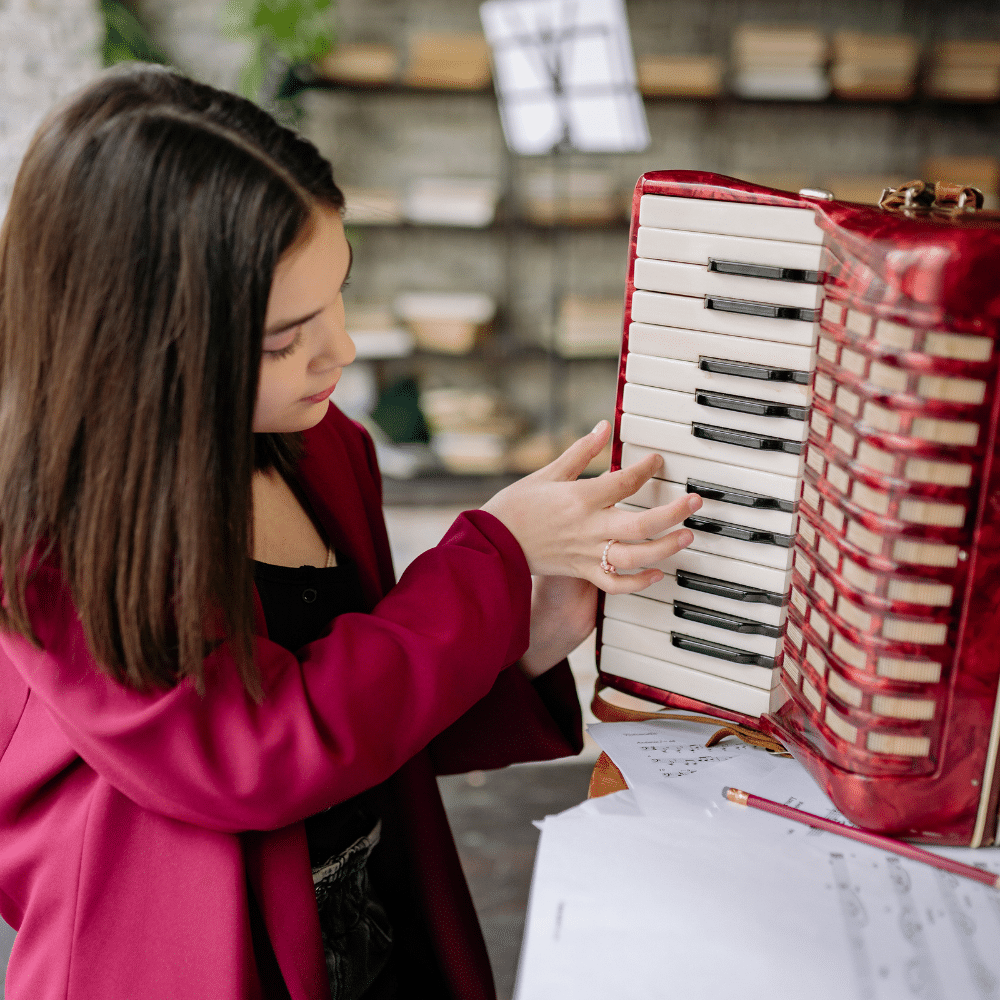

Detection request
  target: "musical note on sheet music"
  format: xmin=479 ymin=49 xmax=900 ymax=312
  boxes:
xmin=587 ymin=718 xmax=755 ymax=783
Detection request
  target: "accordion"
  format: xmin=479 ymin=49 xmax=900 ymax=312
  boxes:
xmin=597 ymin=170 xmax=1000 ymax=846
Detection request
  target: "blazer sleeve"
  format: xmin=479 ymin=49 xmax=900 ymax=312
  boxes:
xmin=428 ymin=660 xmax=584 ymax=775
xmin=0 ymin=510 xmax=531 ymax=834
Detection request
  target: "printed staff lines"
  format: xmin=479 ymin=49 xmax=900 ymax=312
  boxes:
xmin=831 ymin=852 xmax=877 ymax=1000
xmin=886 ymin=857 xmax=944 ymax=1000
xmin=936 ymin=870 xmax=998 ymax=999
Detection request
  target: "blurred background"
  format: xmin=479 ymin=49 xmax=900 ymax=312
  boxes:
xmin=3 ymin=1 xmax=1000 ymax=996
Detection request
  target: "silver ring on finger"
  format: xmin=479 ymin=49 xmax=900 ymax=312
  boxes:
xmin=601 ymin=539 xmax=617 ymax=575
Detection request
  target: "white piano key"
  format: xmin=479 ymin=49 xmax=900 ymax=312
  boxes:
xmin=638 ymin=194 xmax=823 ymax=245
xmin=620 ymin=441 xmax=801 ymax=504
xmin=602 ymin=619 xmax=778 ymax=690
xmin=620 ymin=412 xmax=805 ymax=479
xmin=625 ymin=353 xmax=810 ymax=406
xmin=668 ymin=546 xmax=792 ymax=600
xmin=604 ymin=593 xmax=782 ymax=658
xmin=627 ymin=322 xmax=816 ymax=373
xmin=631 ymin=290 xmax=817 ymax=347
xmin=622 ymin=382 xmax=809 ymax=442
xmin=639 ymin=568 xmax=786 ymax=628
xmin=636 ymin=225 xmax=823 ymax=273
xmin=628 ymin=477 xmax=798 ymax=534
xmin=618 ymin=501 xmax=794 ymax=570
xmin=600 ymin=643 xmax=774 ymax=717
xmin=634 ymin=258 xmax=822 ymax=310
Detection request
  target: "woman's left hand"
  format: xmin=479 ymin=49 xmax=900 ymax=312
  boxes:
xmin=518 ymin=574 xmax=598 ymax=679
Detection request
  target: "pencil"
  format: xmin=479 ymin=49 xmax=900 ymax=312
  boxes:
xmin=723 ymin=786 xmax=1000 ymax=889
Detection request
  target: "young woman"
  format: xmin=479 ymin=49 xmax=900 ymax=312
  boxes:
xmin=0 ymin=66 xmax=700 ymax=1000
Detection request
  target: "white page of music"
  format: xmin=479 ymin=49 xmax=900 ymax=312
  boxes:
xmin=517 ymin=722 xmax=1000 ymax=1000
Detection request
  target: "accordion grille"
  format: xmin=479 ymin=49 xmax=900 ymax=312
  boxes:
xmin=780 ymin=293 xmax=995 ymax=777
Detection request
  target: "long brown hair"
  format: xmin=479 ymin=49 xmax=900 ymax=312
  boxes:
xmin=0 ymin=65 xmax=344 ymax=697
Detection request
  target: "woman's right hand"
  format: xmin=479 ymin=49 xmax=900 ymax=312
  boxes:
xmin=481 ymin=420 xmax=701 ymax=594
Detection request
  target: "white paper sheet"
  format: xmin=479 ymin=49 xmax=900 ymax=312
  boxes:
xmin=518 ymin=723 xmax=1000 ymax=999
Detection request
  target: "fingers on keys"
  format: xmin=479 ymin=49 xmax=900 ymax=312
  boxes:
xmin=612 ymin=491 xmax=702 ymax=543
xmin=595 ymin=493 xmax=702 ymax=593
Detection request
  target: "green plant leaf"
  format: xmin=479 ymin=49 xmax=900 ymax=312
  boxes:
xmin=238 ymin=39 xmax=270 ymax=99
xmin=100 ymin=0 xmax=169 ymax=67
xmin=224 ymin=0 xmax=337 ymax=101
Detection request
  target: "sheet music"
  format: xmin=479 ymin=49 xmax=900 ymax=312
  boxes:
xmin=587 ymin=718 xmax=760 ymax=782
xmin=517 ymin=722 xmax=1000 ymax=1000
xmin=586 ymin=718 xmax=780 ymax=820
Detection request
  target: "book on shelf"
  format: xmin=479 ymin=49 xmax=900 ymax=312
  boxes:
xmin=555 ymin=296 xmax=624 ymax=358
xmin=522 ymin=170 xmax=626 ymax=225
xmin=314 ymin=42 xmax=399 ymax=85
xmin=924 ymin=41 xmax=1000 ymax=101
xmin=731 ymin=24 xmax=830 ymax=101
xmin=829 ymin=31 xmax=919 ymax=100
xmin=394 ymin=291 xmax=496 ymax=355
xmin=402 ymin=33 xmax=492 ymax=89
xmin=636 ymin=54 xmax=724 ymax=98
xmin=403 ymin=177 xmax=500 ymax=227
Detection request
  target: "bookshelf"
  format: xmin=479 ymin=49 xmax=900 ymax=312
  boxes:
xmin=295 ymin=1 xmax=1000 ymax=487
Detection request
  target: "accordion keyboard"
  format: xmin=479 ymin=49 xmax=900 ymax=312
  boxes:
xmin=602 ymin=193 xmax=824 ymax=717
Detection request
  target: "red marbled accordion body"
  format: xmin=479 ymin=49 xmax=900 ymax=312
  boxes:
xmin=600 ymin=170 xmax=1000 ymax=845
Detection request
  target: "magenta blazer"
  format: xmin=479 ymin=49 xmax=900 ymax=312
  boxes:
xmin=0 ymin=404 xmax=583 ymax=999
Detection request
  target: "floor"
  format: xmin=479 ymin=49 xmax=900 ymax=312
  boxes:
xmin=0 ymin=503 xmax=601 ymax=1000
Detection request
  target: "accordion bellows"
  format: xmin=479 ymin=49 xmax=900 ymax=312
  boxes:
xmin=599 ymin=170 xmax=1000 ymax=845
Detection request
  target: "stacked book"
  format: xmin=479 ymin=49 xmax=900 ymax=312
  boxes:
xmin=829 ymin=31 xmax=920 ymax=100
xmin=522 ymin=170 xmax=625 ymax=225
xmin=636 ymin=54 xmax=724 ymax=98
xmin=730 ymin=25 xmax=830 ymax=100
xmin=403 ymin=177 xmax=500 ymax=227
xmin=315 ymin=43 xmax=399 ymax=86
xmin=420 ymin=387 xmax=525 ymax=475
xmin=924 ymin=41 xmax=1000 ymax=101
xmin=402 ymin=33 xmax=492 ymax=90
xmin=393 ymin=291 xmax=496 ymax=355
xmin=555 ymin=296 xmax=624 ymax=358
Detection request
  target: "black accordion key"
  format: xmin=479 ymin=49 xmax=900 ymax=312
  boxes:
xmin=672 ymin=600 xmax=783 ymax=639
xmin=695 ymin=389 xmax=808 ymax=422
xmin=671 ymin=632 xmax=776 ymax=670
xmin=698 ymin=357 xmax=811 ymax=385
xmin=692 ymin=422 xmax=804 ymax=455
xmin=685 ymin=479 xmax=797 ymax=514
xmin=676 ymin=569 xmax=786 ymax=608
xmin=707 ymin=258 xmax=820 ymax=284
xmin=683 ymin=515 xmax=794 ymax=548
xmin=704 ymin=294 xmax=817 ymax=324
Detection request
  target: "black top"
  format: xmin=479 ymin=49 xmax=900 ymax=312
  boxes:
xmin=252 ymin=555 xmax=377 ymax=866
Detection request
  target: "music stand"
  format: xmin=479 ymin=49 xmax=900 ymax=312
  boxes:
xmin=480 ymin=0 xmax=648 ymax=442
xmin=480 ymin=0 xmax=649 ymax=155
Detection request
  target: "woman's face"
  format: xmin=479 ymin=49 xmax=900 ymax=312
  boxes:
xmin=252 ymin=206 xmax=355 ymax=434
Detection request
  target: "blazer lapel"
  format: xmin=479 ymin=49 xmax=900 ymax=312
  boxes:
xmin=295 ymin=412 xmax=389 ymax=611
